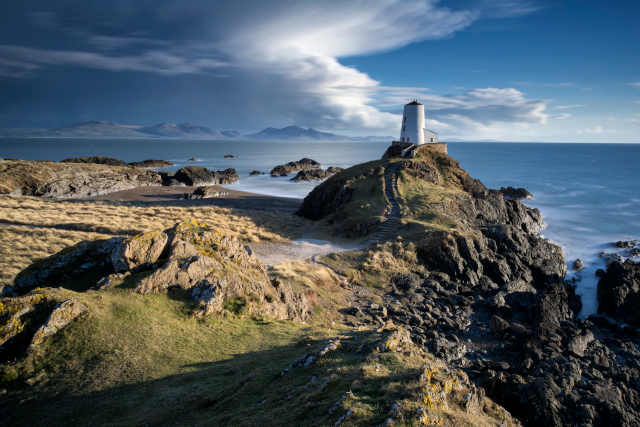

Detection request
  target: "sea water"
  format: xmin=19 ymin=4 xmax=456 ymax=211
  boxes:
xmin=1 ymin=138 xmax=639 ymax=316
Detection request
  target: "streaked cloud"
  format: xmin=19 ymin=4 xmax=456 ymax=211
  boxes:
xmin=552 ymin=104 xmax=586 ymax=109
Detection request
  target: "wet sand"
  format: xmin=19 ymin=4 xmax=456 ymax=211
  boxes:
xmin=79 ymin=185 xmax=303 ymax=213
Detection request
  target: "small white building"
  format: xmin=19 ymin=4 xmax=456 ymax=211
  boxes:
xmin=399 ymin=100 xmax=438 ymax=145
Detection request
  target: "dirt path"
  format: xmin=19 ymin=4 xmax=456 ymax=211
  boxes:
xmin=362 ymin=163 xmax=401 ymax=245
xmin=249 ymin=239 xmax=362 ymax=267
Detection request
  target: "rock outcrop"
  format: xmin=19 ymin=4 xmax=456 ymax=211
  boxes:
xmin=270 ymin=158 xmax=321 ymax=177
xmin=174 ymin=166 xmax=239 ymax=186
xmin=28 ymin=298 xmax=88 ymax=354
xmin=181 ymin=186 xmax=229 ymax=199
xmin=499 ymin=187 xmax=533 ymax=200
xmin=289 ymin=169 xmax=332 ymax=182
xmin=597 ymin=259 xmax=640 ymax=326
xmin=127 ymin=159 xmax=174 ymax=168
xmin=9 ymin=219 xmax=310 ymax=324
xmin=61 ymin=156 xmax=127 ymax=167
xmin=0 ymin=160 xmax=163 ymax=198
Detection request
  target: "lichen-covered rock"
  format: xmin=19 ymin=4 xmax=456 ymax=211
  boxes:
xmin=28 ymin=298 xmax=87 ymax=353
xmin=134 ymin=219 xmax=310 ymax=322
xmin=110 ymin=230 xmax=168 ymax=272
xmin=0 ymin=293 xmax=51 ymax=348
xmin=11 ymin=237 xmax=124 ymax=293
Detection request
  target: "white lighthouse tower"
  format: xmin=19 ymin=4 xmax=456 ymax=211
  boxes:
xmin=388 ymin=99 xmax=445 ymax=157
xmin=399 ymin=100 xmax=425 ymax=145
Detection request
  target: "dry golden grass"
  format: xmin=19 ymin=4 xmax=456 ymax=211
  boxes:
xmin=0 ymin=195 xmax=304 ymax=242
xmin=0 ymin=225 xmax=102 ymax=290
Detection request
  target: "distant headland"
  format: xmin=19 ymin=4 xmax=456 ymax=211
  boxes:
xmin=0 ymin=121 xmax=393 ymax=142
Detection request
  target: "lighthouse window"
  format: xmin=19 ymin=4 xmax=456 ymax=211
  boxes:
xmin=402 ymin=126 xmax=405 ymax=131
xmin=431 ymin=137 xmax=434 ymax=142
xmin=404 ymin=117 xmax=406 ymax=122
xmin=401 ymin=137 xmax=404 ymax=142
xmin=407 ymin=137 xmax=410 ymax=142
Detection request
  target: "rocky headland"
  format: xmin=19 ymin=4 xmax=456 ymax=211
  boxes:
xmin=0 ymin=159 xmax=239 ymax=198
xmin=296 ymin=146 xmax=640 ymax=426
xmin=2 ymin=146 xmax=639 ymax=427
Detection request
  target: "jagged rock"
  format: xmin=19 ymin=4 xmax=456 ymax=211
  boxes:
xmin=628 ymin=248 xmax=640 ymax=257
xmin=533 ymin=283 xmax=580 ymax=334
xmin=110 ymin=231 xmax=168 ymax=272
xmin=270 ymin=158 xmax=321 ymax=177
xmin=567 ymin=330 xmax=594 ymax=357
xmin=167 ymin=179 xmax=186 ymax=187
xmin=289 ymin=169 xmax=332 ymax=182
xmin=488 ymin=280 xmax=538 ymax=310
xmin=28 ymin=298 xmax=88 ymax=353
xmin=61 ymin=156 xmax=126 ymax=167
xmin=32 ymin=163 xmax=162 ymax=198
xmin=390 ymin=272 xmax=422 ymax=290
xmin=428 ymin=337 xmax=466 ymax=362
xmin=326 ymin=167 xmax=344 ymax=174
xmin=128 ymin=159 xmax=173 ymax=168
xmin=597 ymin=259 xmax=640 ymax=326
xmin=499 ymin=187 xmax=533 ymax=200
xmin=490 ymin=315 xmax=510 ymax=334
xmin=573 ymin=259 xmax=584 ymax=270
xmin=600 ymin=251 xmax=624 ymax=265
xmin=613 ymin=240 xmax=636 ymax=248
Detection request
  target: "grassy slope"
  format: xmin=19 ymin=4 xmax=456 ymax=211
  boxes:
xmin=1 ymin=282 xmax=510 ymax=427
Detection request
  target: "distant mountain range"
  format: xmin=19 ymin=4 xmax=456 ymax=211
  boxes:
xmin=245 ymin=126 xmax=392 ymax=142
xmin=0 ymin=121 xmax=393 ymax=142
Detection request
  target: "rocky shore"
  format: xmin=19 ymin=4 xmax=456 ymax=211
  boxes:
xmin=0 ymin=158 xmax=239 ymax=198
xmin=289 ymin=166 xmax=343 ymax=182
xmin=297 ymin=146 xmax=640 ymax=427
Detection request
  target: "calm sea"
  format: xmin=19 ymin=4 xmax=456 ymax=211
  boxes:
xmin=1 ymin=138 xmax=639 ymax=317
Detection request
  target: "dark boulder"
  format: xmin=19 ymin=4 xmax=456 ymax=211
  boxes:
xmin=532 ymin=283 xmax=581 ymax=334
xmin=61 ymin=156 xmax=126 ymax=167
xmin=218 ymin=168 xmax=239 ymax=184
xmin=174 ymin=166 xmax=220 ymax=186
xmin=249 ymin=170 xmax=262 ymax=176
xmin=271 ymin=158 xmax=321 ymax=177
xmin=500 ymin=187 xmax=533 ymax=200
xmin=390 ymin=272 xmax=422 ymax=290
xmin=597 ymin=259 xmax=640 ymax=326
xmin=613 ymin=240 xmax=636 ymax=248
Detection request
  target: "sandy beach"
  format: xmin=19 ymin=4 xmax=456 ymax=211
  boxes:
xmin=80 ymin=184 xmax=303 ymax=213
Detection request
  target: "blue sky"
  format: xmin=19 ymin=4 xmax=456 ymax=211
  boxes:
xmin=0 ymin=0 xmax=638 ymax=142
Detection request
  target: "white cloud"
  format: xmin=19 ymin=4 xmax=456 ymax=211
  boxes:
xmin=631 ymin=83 xmax=640 ymax=88
xmin=0 ymin=0 xmax=548 ymax=132
xmin=552 ymin=104 xmax=586 ymax=109
xmin=577 ymin=126 xmax=620 ymax=134
xmin=550 ymin=113 xmax=571 ymax=119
